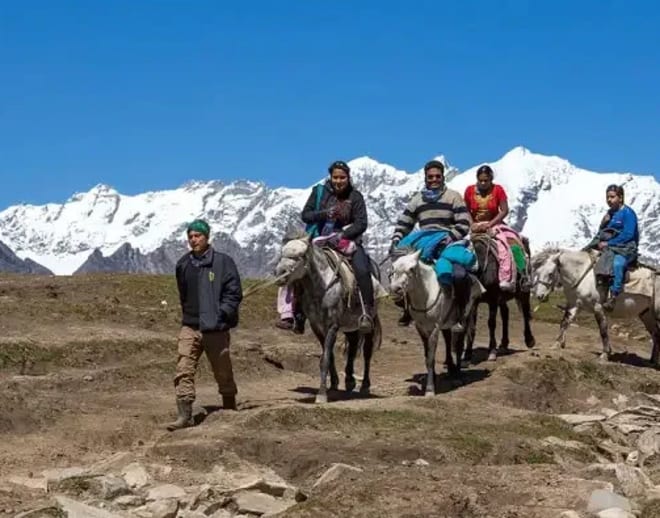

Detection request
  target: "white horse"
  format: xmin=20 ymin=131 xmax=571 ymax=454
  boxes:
xmin=532 ymin=247 xmax=660 ymax=365
xmin=388 ymin=249 xmax=482 ymax=396
xmin=274 ymin=233 xmax=385 ymax=403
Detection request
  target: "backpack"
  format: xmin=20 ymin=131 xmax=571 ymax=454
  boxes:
xmin=304 ymin=184 xmax=324 ymax=238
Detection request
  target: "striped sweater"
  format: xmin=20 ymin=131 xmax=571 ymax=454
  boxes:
xmin=392 ymin=188 xmax=472 ymax=244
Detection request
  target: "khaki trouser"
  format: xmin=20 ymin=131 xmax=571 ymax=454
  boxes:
xmin=174 ymin=326 xmax=237 ymax=401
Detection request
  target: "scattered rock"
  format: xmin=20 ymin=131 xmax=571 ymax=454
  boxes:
xmin=636 ymin=427 xmax=660 ymax=465
xmin=42 ymin=466 xmax=93 ymax=487
xmin=209 ymin=453 xmax=299 ymax=498
xmin=7 ymin=476 xmax=48 ymax=492
xmin=587 ymin=489 xmax=632 ymax=513
xmin=14 ymin=507 xmax=60 ymax=517
xmin=587 ymin=395 xmax=601 ymax=406
xmin=232 ymin=490 xmax=293 ymax=516
xmin=187 ymin=484 xmax=212 ymax=511
xmin=560 ymin=512 xmax=582 ymax=518
xmin=558 ymin=414 xmax=606 ymax=425
xmin=614 ymin=463 xmax=653 ymax=497
xmin=90 ymin=452 xmax=132 ymax=473
xmin=312 ymin=463 xmax=364 ymax=489
xmin=626 ymin=451 xmax=639 ymax=466
xmin=596 ymin=508 xmax=635 ymax=518
xmin=146 ymin=484 xmax=186 ymax=502
xmin=543 ymin=436 xmax=588 ymax=451
xmin=148 ymin=464 xmax=173 ymax=478
xmin=90 ymin=475 xmax=131 ymax=500
xmin=414 ymin=458 xmax=430 ymax=466
xmin=83 ymin=374 xmax=94 ymax=382
xmin=55 ymin=495 xmax=123 ymax=517
xmin=122 ymin=463 xmax=150 ymax=489
xmin=134 ymin=498 xmax=179 ymax=518
xmin=114 ymin=494 xmax=145 ymax=508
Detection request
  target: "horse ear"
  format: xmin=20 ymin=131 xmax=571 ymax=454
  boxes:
xmin=412 ymin=249 xmax=422 ymax=263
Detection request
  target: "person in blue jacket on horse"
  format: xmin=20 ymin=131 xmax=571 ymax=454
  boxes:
xmin=584 ymin=184 xmax=640 ymax=311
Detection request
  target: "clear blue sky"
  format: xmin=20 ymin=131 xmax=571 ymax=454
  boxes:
xmin=1 ymin=0 xmax=658 ymax=208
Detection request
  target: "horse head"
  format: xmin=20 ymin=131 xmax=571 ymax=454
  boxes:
xmin=531 ymin=248 xmax=561 ymax=302
xmin=274 ymin=232 xmax=311 ymax=286
xmin=388 ymin=249 xmax=422 ymax=301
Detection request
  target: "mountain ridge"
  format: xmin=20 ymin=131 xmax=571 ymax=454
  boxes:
xmin=0 ymin=146 xmax=657 ymax=277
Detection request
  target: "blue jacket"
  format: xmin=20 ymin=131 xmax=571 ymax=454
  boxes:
xmin=604 ymin=205 xmax=639 ymax=247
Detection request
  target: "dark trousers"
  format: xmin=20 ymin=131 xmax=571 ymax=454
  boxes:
xmin=351 ymin=245 xmax=374 ymax=307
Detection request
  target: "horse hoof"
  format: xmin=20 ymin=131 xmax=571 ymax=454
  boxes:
xmin=315 ymin=394 xmax=328 ymax=404
xmin=461 ymin=360 xmax=471 ymax=369
xmin=345 ymin=381 xmax=356 ymax=393
xmin=526 ymin=338 xmax=536 ymax=349
xmin=359 ymin=385 xmax=370 ymax=396
xmin=488 ymin=352 xmax=497 ymax=362
xmin=424 ymin=390 xmax=435 ymax=398
xmin=598 ymin=353 xmax=610 ymax=362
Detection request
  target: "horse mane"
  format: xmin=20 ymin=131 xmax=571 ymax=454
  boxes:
xmin=530 ymin=246 xmax=563 ymax=270
xmin=282 ymin=228 xmax=309 ymax=244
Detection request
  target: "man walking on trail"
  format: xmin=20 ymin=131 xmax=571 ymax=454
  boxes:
xmin=167 ymin=219 xmax=243 ymax=431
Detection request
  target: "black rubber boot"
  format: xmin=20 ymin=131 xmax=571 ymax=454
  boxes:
xmin=223 ymin=394 xmax=238 ymax=411
xmin=166 ymin=399 xmax=194 ymax=431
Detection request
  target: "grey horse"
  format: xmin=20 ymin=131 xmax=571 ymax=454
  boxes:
xmin=274 ymin=232 xmax=384 ymax=403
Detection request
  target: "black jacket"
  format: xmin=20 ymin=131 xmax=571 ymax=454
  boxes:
xmin=175 ymin=248 xmax=243 ymax=332
xmin=300 ymin=180 xmax=368 ymax=242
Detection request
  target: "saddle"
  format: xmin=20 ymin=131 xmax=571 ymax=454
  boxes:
xmin=588 ymin=249 xmax=656 ymax=298
xmin=471 ymin=233 xmax=533 ymax=289
xmin=319 ymin=246 xmax=388 ymax=306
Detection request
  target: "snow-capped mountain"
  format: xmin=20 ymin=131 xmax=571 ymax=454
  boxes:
xmin=0 ymin=146 xmax=658 ymax=276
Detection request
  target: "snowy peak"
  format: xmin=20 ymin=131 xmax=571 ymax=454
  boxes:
xmin=0 ymin=146 xmax=658 ymax=276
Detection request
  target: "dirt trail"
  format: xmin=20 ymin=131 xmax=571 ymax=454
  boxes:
xmin=1 ymin=274 xmax=660 ymax=517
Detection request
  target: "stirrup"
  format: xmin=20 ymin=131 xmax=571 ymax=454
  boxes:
xmin=358 ymin=313 xmax=374 ymax=333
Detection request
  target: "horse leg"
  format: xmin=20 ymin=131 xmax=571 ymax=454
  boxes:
xmin=638 ymin=309 xmax=660 ymax=367
xmin=443 ymin=329 xmax=462 ymax=382
xmin=317 ymin=325 xmax=339 ymax=404
xmin=344 ymin=331 xmax=359 ymax=393
xmin=487 ymin=301 xmax=498 ymax=361
xmin=594 ymin=308 xmax=612 ymax=361
xmin=463 ymin=304 xmax=478 ymax=367
xmin=555 ymin=306 xmax=578 ymax=349
xmin=452 ymin=329 xmax=465 ymax=382
xmin=328 ymin=344 xmax=340 ymax=391
xmin=360 ymin=332 xmax=374 ymax=395
xmin=424 ymin=327 xmax=440 ymax=397
xmin=519 ymin=291 xmax=536 ymax=348
xmin=499 ymin=300 xmax=510 ymax=351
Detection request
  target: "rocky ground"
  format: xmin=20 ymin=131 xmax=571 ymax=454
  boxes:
xmin=2 ymin=274 xmax=660 ymax=517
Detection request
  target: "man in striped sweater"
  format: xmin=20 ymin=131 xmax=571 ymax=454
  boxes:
xmin=389 ymin=159 xmax=473 ymax=327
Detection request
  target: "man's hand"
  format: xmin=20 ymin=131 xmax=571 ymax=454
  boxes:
xmin=597 ymin=241 xmax=608 ymax=250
